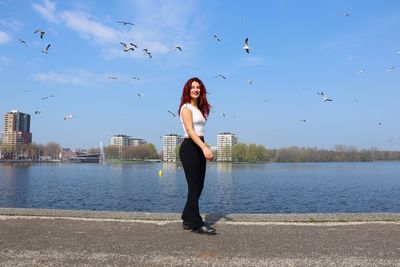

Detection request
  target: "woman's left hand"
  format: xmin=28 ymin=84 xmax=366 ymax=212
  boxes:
xmin=202 ymin=146 xmax=213 ymax=160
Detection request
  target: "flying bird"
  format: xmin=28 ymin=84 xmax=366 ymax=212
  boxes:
xmin=300 ymin=119 xmax=307 ymax=123
xmin=353 ymin=98 xmax=360 ymax=104
xmin=137 ymin=93 xmax=144 ymax=98
xmin=116 ymin=21 xmax=135 ymax=26
xmin=378 ymin=122 xmax=383 ymax=126
xmin=64 ymin=115 xmax=74 ymax=120
xmin=34 ymin=110 xmax=41 ymax=115
xmin=19 ymin=39 xmax=27 ymax=45
xmin=132 ymin=76 xmax=140 ymax=80
xmin=143 ymin=48 xmax=152 ymax=58
xmin=243 ymin=37 xmax=250 ymax=53
xmin=344 ymin=12 xmax=352 ymax=17
xmin=41 ymin=95 xmax=54 ymax=100
xmin=41 ymin=43 xmax=51 ymax=54
xmin=387 ymin=66 xmax=395 ymax=72
xmin=175 ymin=45 xmax=183 ymax=51
xmin=213 ymin=34 xmax=221 ymax=42
xmin=317 ymin=91 xmax=333 ymax=102
xmin=167 ymin=110 xmax=176 ymax=117
xmin=387 ymin=137 xmax=394 ymax=142
xmin=263 ymin=98 xmax=271 ymax=102
xmin=120 ymin=42 xmax=135 ymax=52
xmin=108 ymin=76 xmax=118 ymax=80
xmin=34 ymin=29 xmax=45 ymax=39
xmin=356 ymin=69 xmax=365 ymax=76
xmin=247 ymin=80 xmax=253 ymax=85
xmin=129 ymin=43 xmax=138 ymax=48
xmin=215 ymin=74 xmax=226 ymax=79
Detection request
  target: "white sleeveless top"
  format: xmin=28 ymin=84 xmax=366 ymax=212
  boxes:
xmin=180 ymin=103 xmax=206 ymax=137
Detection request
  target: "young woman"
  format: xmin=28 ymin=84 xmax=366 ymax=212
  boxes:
xmin=178 ymin=77 xmax=216 ymax=235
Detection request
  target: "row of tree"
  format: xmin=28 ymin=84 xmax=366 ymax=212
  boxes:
xmin=2 ymin=141 xmax=399 ymax=162
xmin=0 ymin=142 xmax=61 ymax=159
xmin=103 ymin=144 xmax=158 ymax=160
xmin=232 ymin=143 xmax=400 ymax=162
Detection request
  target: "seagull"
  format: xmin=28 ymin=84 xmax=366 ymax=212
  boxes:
xmin=41 ymin=94 xmax=54 ymax=100
xmin=300 ymin=119 xmax=307 ymax=123
xmin=137 ymin=93 xmax=144 ymax=98
xmin=317 ymin=91 xmax=333 ymax=102
xmin=143 ymin=48 xmax=152 ymax=58
xmin=116 ymin=21 xmax=134 ymax=26
xmin=356 ymin=69 xmax=365 ymax=76
xmin=120 ymin=42 xmax=135 ymax=52
xmin=34 ymin=110 xmax=41 ymax=115
xmin=167 ymin=110 xmax=176 ymax=117
xmin=213 ymin=34 xmax=221 ymax=42
xmin=108 ymin=76 xmax=118 ymax=80
xmin=175 ymin=45 xmax=183 ymax=51
xmin=34 ymin=29 xmax=45 ymax=39
xmin=387 ymin=137 xmax=394 ymax=142
xmin=19 ymin=39 xmax=27 ymax=45
xmin=387 ymin=66 xmax=395 ymax=72
xmin=247 ymin=80 xmax=253 ymax=85
xmin=243 ymin=37 xmax=250 ymax=53
xmin=64 ymin=115 xmax=74 ymax=120
xmin=215 ymin=74 xmax=226 ymax=79
xmin=41 ymin=43 xmax=51 ymax=54
xmin=132 ymin=76 xmax=140 ymax=80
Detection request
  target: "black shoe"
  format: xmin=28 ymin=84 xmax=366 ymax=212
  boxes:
xmin=192 ymin=225 xmax=216 ymax=235
xmin=182 ymin=221 xmax=192 ymax=230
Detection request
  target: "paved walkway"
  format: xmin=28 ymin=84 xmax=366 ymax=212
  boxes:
xmin=0 ymin=208 xmax=399 ymax=266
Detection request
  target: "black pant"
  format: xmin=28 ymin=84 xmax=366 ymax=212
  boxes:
xmin=179 ymin=137 xmax=206 ymax=229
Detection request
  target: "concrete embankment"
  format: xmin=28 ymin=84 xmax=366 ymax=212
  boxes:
xmin=0 ymin=208 xmax=399 ymax=266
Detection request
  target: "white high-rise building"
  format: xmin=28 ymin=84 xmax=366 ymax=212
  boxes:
xmin=111 ymin=135 xmax=130 ymax=147
xmin=111 ymin=135 xmax=146 ymax=147
xmin=163 ymin=134 xmax=183 ymax=162
xmin=217 ymin=132 xmax=238 ymax=162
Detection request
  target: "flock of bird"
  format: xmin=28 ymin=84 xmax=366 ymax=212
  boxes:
xmin=16 ymin=11 xmax=397 ymax=145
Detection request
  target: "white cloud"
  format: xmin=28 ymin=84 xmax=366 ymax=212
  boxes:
xmin=60 ymin=10 xmax=119 ymax=44
xmin=32 ymin=0 xmax=201 ymax=58
xmin=32 ymin=0 xmax=58 ymax=23
xmin=33 ymin=69 xmax=103 ymax=85
xmin=0 ymin=19 xmax=23 ymax=31
xmin=0 ymin=30 xmax=11 ymax=44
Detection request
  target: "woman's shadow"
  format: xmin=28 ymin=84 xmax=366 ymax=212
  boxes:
xmin=204 ymin=213 xmax=233 ymax=226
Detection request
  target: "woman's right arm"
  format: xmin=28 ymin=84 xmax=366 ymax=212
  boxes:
xmin=181 ymin=108 xmax=213 ymax=160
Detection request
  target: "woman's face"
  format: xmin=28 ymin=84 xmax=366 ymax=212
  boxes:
xmin=190 ymin=81 xmax=201 ymax=100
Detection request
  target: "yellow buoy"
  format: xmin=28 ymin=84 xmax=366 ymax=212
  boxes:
xmin=158 ymin=169 xmax=163 ymax=176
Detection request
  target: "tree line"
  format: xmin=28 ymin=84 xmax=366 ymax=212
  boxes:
xmin=232 ymin=143 xmax=400 ymax=162
xmin=0 ymin=142 xmax=61 ymax=159
xmin=104 ymin=144 xmax=158 ymax=160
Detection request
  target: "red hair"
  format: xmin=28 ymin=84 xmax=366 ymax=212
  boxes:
xmin=178 ymin=77 xmax=212 ymax=120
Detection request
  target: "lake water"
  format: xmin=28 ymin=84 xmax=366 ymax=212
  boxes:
xmin=0 ymin=162 xmax=399 ymax=213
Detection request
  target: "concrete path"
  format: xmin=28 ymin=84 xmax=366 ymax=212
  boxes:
xmin=0 ymin=208 xmax=399 ymax=266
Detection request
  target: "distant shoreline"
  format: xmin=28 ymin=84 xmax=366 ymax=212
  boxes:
xmin=1 ymin=159 xmax=399 ymax=164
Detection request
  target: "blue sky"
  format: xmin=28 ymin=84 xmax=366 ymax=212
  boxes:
xmin=0 ymin=0 xmax=399 ymax=151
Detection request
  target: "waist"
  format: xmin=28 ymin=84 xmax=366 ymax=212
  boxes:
xmin=185 ymin=136 xmax=204 ymax=141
